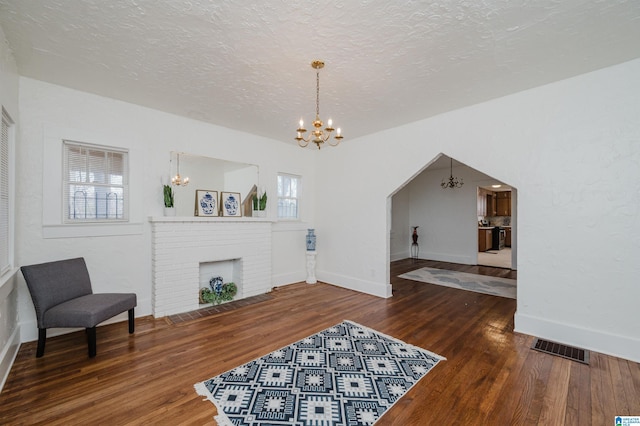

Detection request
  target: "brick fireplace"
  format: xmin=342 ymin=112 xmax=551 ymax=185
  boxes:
xmin=150 ymin=217 xmax=272 ymax=317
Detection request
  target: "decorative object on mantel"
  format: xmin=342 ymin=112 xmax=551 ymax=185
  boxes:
xmin=163 ymin=184 xmax=175 ymax=216
xmin=252 ymin=189 xmax=267 ymax=217
xmin=411 ymin=225 xmax=419 ymax=260
xmin=200 ymin=276 xmax=238 ymax=304
xmin=295 ymin=60 xmax=344 ymax=149
xmin=220 ymin=192 xmax=242 ymax=217
xmin=194 ymin=190 xmax=218 ymax=216
xmin=243 ymin=184 xmax=257 ymax=217
xmin=441 ymin=157 xmax=464 ymax=189
xmin=306 ymin=229 xmax=316 ymax=251
xmin=171 ymin=152 xmax=189 ymax=186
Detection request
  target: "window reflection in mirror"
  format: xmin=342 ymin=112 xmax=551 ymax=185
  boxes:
xmin=170 ymin=152 xmax=258 ymax=216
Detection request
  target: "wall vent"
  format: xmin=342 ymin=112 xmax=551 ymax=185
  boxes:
xmin=532 ymin=338 xmax=590 ymax=364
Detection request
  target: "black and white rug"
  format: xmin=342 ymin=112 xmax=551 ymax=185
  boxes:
xmin=398 ymin=267 xmax=516 ymax=299
xmin=195 ymin=320 xmax=445 ymax=425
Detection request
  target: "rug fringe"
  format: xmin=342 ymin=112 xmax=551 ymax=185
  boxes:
xmin=343 ymin=319 xmax=447 ymax=361
xmin=194 ymin=382 xmax=234 ymax=426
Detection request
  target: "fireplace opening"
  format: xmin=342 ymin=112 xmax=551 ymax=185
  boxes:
xmin=199 ymin=259 xmax=243 ymax=305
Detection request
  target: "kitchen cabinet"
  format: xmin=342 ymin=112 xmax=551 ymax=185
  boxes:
xmin=477 ymin=189 xmax=487 ymax=216
xmin=505 ymin=227 xmax=511 ymax=247
xmin=495 ymin=191 xmax=511 ymax=216
xmin=486 ymin=193 xmax=496 ymax=216
xmin=478 ymin=228 xmax=493 ymax=252
xmin=477 ymin=188 xmax=494 ymax=216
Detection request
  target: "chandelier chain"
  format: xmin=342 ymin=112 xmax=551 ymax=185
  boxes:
xmin=316 ymin=69 xmax=320 ymax=118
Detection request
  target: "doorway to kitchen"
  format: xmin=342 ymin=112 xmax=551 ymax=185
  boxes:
xmin=477 ymin=185 xmax=516 ymax=269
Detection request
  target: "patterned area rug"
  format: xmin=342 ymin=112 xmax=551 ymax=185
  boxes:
xmin=195 ymin=320 xmax=445 ymax=425
xmin=398 ymin=267 xmax=516 ymax=299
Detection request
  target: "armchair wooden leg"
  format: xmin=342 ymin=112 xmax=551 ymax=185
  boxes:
xmin=36 ymin=328 xmax=46 ymax=358
xmin=87 ymin=327 xmax=97 ymax=358
xmin=128 ymin=308 xmax=135 ymax=334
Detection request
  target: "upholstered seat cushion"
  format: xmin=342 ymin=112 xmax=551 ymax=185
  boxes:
xmin=43 ymin=293 xmax=137 ymax=329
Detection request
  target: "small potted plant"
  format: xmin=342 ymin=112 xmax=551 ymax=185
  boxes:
xmin=163 ymin=184 xmax=175 ymax=216
xmin=252 ymin=190 xmax=267 ymax=217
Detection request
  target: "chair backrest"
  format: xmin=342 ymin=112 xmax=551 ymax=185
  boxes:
xmin=21 ymin=257 xmax=94 ymax=327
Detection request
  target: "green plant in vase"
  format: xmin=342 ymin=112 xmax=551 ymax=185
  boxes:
xmin=163 ymin=185 xmax=174 ymax=207
xmin=252 ymin=191 xmax=267 ymax=216
xmin=163 ymin=184 xmax=175 ymax=215
xmin=199 ymin=282 xmax=237 ymax=305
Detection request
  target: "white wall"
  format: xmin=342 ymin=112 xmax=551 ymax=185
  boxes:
xmin=15 ymin=77 xmax=317 ymax=342
xmin=390 ymin=187 xmax=410 ymax=261
xmin=316 ymin=59 xmax=640 ymax=362
xmin=0 ymin=24 xmax=20 ymax=390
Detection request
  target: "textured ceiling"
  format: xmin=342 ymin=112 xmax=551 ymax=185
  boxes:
xmin=1 ymin=0 xmax=639 ymax=144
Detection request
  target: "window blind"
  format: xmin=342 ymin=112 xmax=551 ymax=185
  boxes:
xmin=0 ymin=109 xmax=10 ymax=274
xmin=63 ymin=141 xmax=128 ymax=222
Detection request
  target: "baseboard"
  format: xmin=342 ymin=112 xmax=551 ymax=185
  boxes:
xmin=390 ymin=250 xmax=410 ymax=262
xmin=419 ymin=251 xmax=475 ymax=265
xmin=272 ymin=271 xmax=306 ymax=287
xmin=0 ymin=326 xmax=20 ymax=393
xmin=19 ymin=309 xmax=137 ymax=343
xmin=515 ymin=311 xmax=640 ymax=363
xmin=317 ymin=270 xmax=392 ymax=298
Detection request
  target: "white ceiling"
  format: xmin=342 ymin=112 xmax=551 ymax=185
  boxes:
xmin=1 ymin=0 xmax=639 ymax=144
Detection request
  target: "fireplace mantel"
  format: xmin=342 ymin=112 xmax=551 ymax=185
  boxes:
xmin=149 ymin=216 xmax=274 ymax=223
xmin=149 ymin=216 xmax=273 ymax=317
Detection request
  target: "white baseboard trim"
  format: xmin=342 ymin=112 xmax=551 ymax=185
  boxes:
xmin=0 ymin=326 xmax=20 ymax=393
xmin=419 ymin=251 xmax=475 ymax=265
xmin=19 ymin=309 xmax=136 ymax=343
xmin=272 ymin=271 xmax=306 ymax=287
xmin=390 ymin=250 xmax=410 ymax=262
xmin=317 ymin=270 xmax=392 ymax=298
xmin=515 ymin=311 xmax=640 ymax=363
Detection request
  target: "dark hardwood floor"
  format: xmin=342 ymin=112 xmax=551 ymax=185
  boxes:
xmin=0 ymin=259 xmax=638 ymax=425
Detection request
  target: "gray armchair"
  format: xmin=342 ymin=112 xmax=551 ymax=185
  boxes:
xmin=20 ymin=257 xmax=137 ymax=358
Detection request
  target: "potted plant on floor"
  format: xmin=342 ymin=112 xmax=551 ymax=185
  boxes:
xmin=163 ymin=184 xmax=175 ymax=216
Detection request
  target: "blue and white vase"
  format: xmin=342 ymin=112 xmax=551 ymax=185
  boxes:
xmin=306 ymin=229 xmax=316 ymax=251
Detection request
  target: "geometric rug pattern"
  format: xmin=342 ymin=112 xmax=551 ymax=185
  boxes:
xmin=399 ymin=267 xmax=516 ymax=299
xmin=195 ymin=320 xmax=445 ymax=425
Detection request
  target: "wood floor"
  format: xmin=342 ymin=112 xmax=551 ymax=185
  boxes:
xmin=1 ymin=259 xmax=638 ymax=425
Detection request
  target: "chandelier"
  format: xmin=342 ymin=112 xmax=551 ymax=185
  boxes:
xmin=295 ymin=60 xmax=344 ymax=149
xmin=441 ymin=158 xmax=463 ymax=189
xmin=171 ymin=153 xmax=189 ymax=186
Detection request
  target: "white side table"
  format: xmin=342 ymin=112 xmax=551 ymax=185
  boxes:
xmin=306 ymin=251 xmax=317 ymax=284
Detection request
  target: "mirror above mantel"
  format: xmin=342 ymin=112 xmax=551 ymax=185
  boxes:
xmin=169 ymin=152 xmax=259 ymax=217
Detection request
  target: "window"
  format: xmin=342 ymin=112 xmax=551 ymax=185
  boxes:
xmin=0 ymin=109 xmax=12 ymax=274
xmin=63 ymin=141 xmax=129 ymax=222
xmin=277 ymin=173 xmax=300 ymax=219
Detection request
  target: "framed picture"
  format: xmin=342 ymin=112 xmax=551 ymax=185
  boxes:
xmin=221 ymin=192 xmax=242 ymax=217
xmin=195 ymin=190 xmax=219 ymax=216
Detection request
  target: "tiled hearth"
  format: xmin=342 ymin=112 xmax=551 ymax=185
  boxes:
xmin=150 ymin=217 xmax=272 ymax=318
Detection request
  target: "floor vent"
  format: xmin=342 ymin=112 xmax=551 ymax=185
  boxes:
xmin=532 ymin=338 xmax=590 ymax=364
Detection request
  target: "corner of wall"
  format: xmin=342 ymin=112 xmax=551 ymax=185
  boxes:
xmin=514 ymin=311 xmax=640 ymax=363
xmin=317 ymin=270 xmax=392 ymax=298
xmin=0 ymin=326 xmax=20 ymax=392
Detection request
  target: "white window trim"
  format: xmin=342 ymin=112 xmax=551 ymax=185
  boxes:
xmin=277 ymin=172 xmax=302 ymax=221
xmin=42 ymin=125 xmax=143 ymax=239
